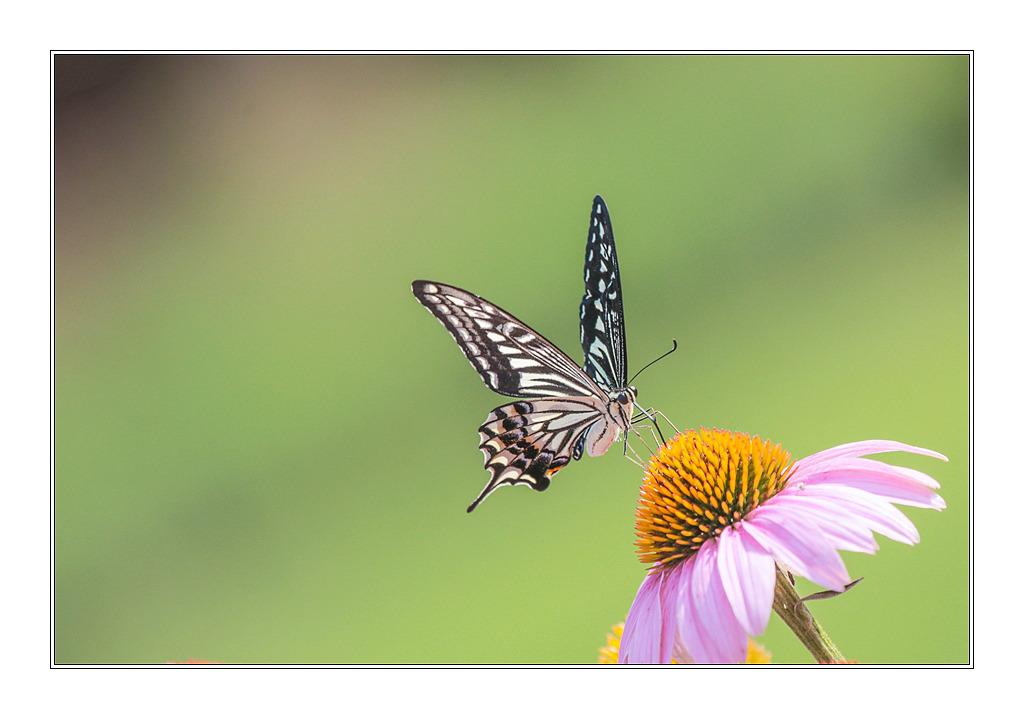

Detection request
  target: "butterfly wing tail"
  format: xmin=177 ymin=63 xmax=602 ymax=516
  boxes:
xmin=466 ymin=479 xmax=503 ymax=513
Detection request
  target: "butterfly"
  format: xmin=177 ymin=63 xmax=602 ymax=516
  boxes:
xmin=412 ymin=195 xmax=671 ymax=512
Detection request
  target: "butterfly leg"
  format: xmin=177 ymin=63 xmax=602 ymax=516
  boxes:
xmin=632 ymin=406 xmax=681 ymax=445
xmin=634 ymin=427 xmax=657 ymax=456
xmin=647 ymin=408 xmax=681 ymax=435
xmin=623 ymin=424 xmax=657 ymax=465
xmin=623 ymin=445 xmax=645 ymax=468
xmin=631 ymin=405 xmax=667 ymax=446
xmin=622 ymin=433 xmax=647 ymax=468
xmin=626 ymin=413 xmax=655 ymax=460
xmin=622 ymin=420 xmax=655 ymax=457
xmin=643 ymin=422 xmax=662 ymax=454
xmin=621 ymin=422 xmax=643 ymax=464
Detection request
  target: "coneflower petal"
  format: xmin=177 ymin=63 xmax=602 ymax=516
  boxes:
xmin=801 ymin=484 xmax=921 ymax=544
xmin=619 ymin=571 xmax=663 ymax=664
xmin=838 ymin=458 xmax=941 ymax=489
xmin=676 ymin=559 xmax=709 ymax=662
xmin=798 ymin=458 xmax=945 ymax=509
xmin=768 ymin=494 xmax=880 ymax=553
xmin=658 ymin=564 xmax=684 ymax=664
xmin=683 ymin=542 xmax=748 ymax=663
xmin=716 ymin=525 xmax=775 ymax=637
xmin=743 ymin=509 xmax=851 ymax=592
xmin=795 ymin=440 xmax=948 ymax=473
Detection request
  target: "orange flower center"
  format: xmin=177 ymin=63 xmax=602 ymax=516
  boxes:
xmin=635 ymin=428 xmax=794 ymax=568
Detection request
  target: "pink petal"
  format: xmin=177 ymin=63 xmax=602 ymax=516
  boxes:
xmin=716 ymin=524 xmax=776 ymax=636
xmin=743 ymin=508 xmax=851 ymax=592
xmin=768 ymin=493 xmax=880 ymax=553
xmin=681 ymin=541 xmax=748 ymax=663
xmin=657 ymin=565 xmax=684 ymax=664
xmin=619 ymin=571 xmax=663 ymax=664
xmin=678 ymin=569 xmax=713 ymax=663
xmin=797 ymin=457 xmax=945 ymax=509
xmin=675 ymin=559 xmax=709 ymax=662
xmin=671 ymin=633 xmax=695 ymax=664
xmin=796 ymin=440 xmax=948 ymax=474
xmin=800 ymin=484 xmax=921 ymax=545
xmin=844 ymin=458 xmax=942 ymax=489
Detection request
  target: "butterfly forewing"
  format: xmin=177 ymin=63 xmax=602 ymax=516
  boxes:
xmin=412 ymin=280 xmax=601 ymax=398
xmin=579 ymin=195 xmax=628 ymax=390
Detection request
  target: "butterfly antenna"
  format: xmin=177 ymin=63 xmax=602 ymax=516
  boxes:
xmin=628 ymin=339 xmax=678 ymax=384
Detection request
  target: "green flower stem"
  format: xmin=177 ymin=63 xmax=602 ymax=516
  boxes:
xmin=772 ymin=565 xmax=846 ymax=664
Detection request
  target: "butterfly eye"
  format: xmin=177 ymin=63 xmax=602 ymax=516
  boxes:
xmin=616 ymin=392 xmax=630 ymax=405
xmin=630 ymin=385 xmax=638 ymax=398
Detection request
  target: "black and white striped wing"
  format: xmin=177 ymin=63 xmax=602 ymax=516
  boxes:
xmin=470 ymin=397 xmax=604 ymax=512
xmin=412 ymin=280 xmax=603 ymax=399
xmin=579 ymin=195 xmax=628 ymax=391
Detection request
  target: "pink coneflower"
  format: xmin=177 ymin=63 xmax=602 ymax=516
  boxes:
xmin=618 ymin=429 xmax=946 ymax=664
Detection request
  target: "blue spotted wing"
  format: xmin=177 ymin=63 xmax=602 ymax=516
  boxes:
xmin=579 ymin=195 xmax=628 ymax=392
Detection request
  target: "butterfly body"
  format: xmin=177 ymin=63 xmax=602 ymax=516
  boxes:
xmin=412 ymin=196 xmax=637 ymax=511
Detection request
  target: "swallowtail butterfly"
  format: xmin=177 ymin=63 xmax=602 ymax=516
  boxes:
xmin=413 ymin=196 xmax=652 ymax=512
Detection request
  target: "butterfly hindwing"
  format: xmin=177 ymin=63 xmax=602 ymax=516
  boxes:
xmin=470 ymin=397 xmax=604 ymax=511
xmin=579 ymin=195 xmax=628 ymax=390
xmin=412 ymin=280 xmax=601 ymax=398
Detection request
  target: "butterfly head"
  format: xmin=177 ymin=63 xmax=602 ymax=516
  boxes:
xmin=613 ymin=386 xmax=638 ymax=405
xmin=607 ymin=386 xmax=638 ymax=431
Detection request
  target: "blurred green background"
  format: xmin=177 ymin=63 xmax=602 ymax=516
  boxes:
xmin=55 ymin=54 xmax=969 ymax=664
